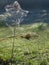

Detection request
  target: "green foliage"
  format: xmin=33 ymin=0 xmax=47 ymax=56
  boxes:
xmin=0 ymin=23 xmax=49 ymax=65
xmin=40 ymin=60 xmax=47 ymax=65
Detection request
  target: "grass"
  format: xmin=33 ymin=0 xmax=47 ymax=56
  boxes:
xmin=0 ymin=23 xmax=49 ymax=65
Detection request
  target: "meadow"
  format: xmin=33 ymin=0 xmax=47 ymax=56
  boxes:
xmin=0 ymin=23 xmax=49 ymax=65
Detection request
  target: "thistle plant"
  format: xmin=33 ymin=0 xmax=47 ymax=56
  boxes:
xmin=5 ymin=1 xmax=29 ymax=64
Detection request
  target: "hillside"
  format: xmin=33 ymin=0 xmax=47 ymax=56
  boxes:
xmin=0 ymin=23 xmax=49 ymax=65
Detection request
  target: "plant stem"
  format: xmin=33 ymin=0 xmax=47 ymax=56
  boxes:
xmin=11 ymin=25 xmax=16 ymax=65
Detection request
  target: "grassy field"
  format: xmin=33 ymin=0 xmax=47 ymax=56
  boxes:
xmin=0 ymin=23 xmax=49 ymax=65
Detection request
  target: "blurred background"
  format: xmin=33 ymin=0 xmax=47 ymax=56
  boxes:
xmin=0 ymin=0 xmax=49 ymax=24
xmin=0 ymin=0 xmax=49 ymax=10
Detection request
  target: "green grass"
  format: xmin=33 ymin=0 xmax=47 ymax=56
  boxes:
xmin=0 ymin=23 xmax=49 ymax=65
